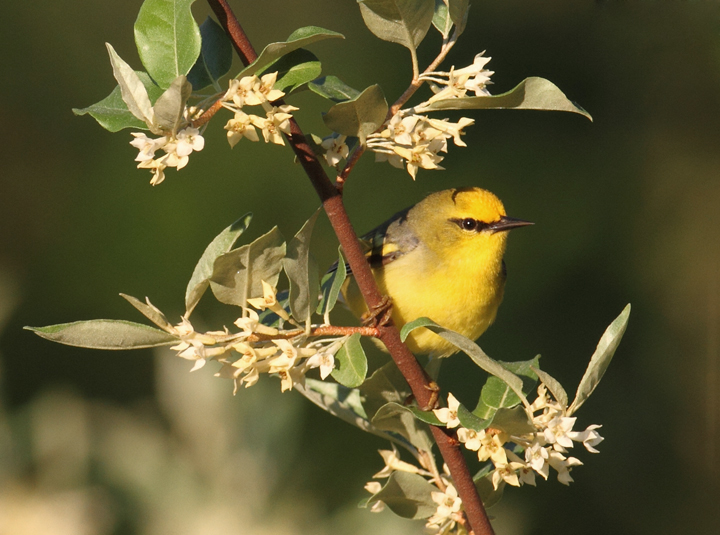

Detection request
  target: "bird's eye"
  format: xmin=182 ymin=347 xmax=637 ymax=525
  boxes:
xmin=461 ymin=218 xmax=478 ymax=231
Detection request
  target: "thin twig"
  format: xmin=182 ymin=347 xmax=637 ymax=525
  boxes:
xmin=205 ymin=3 xmax=494 ymax=534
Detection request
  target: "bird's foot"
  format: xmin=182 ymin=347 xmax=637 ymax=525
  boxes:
xmin=421 ymin=381 xmax=441 ymax=411
xmin=361 ymin=295 xmax=394 ymax=328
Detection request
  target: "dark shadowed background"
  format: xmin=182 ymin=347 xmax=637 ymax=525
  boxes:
xmin=1 ymin=1 xmax=719 ymax=534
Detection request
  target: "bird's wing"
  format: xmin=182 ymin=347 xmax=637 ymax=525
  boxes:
xmin=327 ymin=207 xmax=419 ymax=274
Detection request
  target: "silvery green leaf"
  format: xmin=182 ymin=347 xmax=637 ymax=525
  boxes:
xmin=568 ymin=304 xmax=631 ymax=415
xmin=322 ymin=84 xmax=388 ymax=144
xmin=240 ymin=26 xmax=344 ymax=78
xmin=358 ymin=0 xmax=435 ymax=51
xmin=25 ymin=320 xmax=177 ymax=350
xmin=364 ymin=471 xmax=437 ymax=519
xmin=431 ymin=0 xmax=451 ymax=38
xmin=472 ymin=356 xmax=540 ymax=419
xmin=421 ymin=77 xmax=592 ymax=121
xmin=401 ymin=317 xmax=526 ymax=405
xmin=134 ymin=0 xmax=202 ymax=89
xmin=185 ymin=213 xmax=253 ymax=316
xmin=209 ymin=227 xmax=286 ymax=306
xmin=308 ymin=76 xmax=362 ymax=103
xmin=331 ymin=333 xmax=368 ymax=388
xmin=283 ymin=209 xmax=321 ymax=322
xmin=260 ymin=49 xmax=322 ymax=93
xmin=531 ymin=365 xmax=569 ymax=410
xmin=187 ymin=16 xmax=233 ymax=90
xmin=490 ymin=406 xmax=535 ymax=435
xmin=120 ymin=294 xmax=172 ymax=330
xmin=152 ymin=75 xmax=192 ymax=133
xmin=372 ymin=402 xmax=434 ymax=453
xmin=317 ymin=248 xmax=347 ymax=316
xmin=105 ymin=43 xmax=154 ymax=124
xmin=360 ymin=361 xmax=412 ymax=420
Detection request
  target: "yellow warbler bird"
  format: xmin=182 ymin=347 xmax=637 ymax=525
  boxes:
xmin=342 ymin=187 xmax=532 ymax=358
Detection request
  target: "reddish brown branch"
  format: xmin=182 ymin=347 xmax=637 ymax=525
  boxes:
xmin=206 ymin=2 xmax=494 ymax=534
xmin=192 ymin=99 xmax=224 ymax=128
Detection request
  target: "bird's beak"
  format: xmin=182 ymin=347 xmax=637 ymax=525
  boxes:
xmin=487 ymin=216 xmax=534 ymax=234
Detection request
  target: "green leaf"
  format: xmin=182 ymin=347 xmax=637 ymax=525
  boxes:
xmin=431 ymin=0 xmax=452 ymax=38
xmin=568 ymin=304 xmax=631 ymax=415
xmin=120 ymin=294 xmax=172 ymax=330
xmin=105 ymin=43 xmax=154 ymax=124
xmin=472 ymin=356 xmax=540 ymax=419
xmin=401 ymin=318 xmax=527 ymax=405
xmin=240 ymin=26 xmax=344 ymax=78
xmin=406 ymin=406 xmax=444 ymax=426
xmin=490 ymin=406 xmax=535 ymax=435
xmin=457 ymin=404 xmax=491 ymax=432
xmin=365 ymin=471 xmax=438 ymax=519
xmin=72 ymin=72 xmax=164 ymax=132
xmin=187 ymin=16 xmax=233 ymax=90
xmin=209 ymin=227 xmax=286 ymax=307
xmin=323 ymin=84 xmax=388 ymax=143
xmin=421 ymin=77 xmax=593 ymax=121
xmin=260 ymin=49 xmax=322 ymax=93
xmin=283 ymin=209 xmax=321 ymax=322
xmin=358 ymin=0 xmax=435 ymax=51
xmin=308 ymin=76 xmax=362 ymax=103
xmin=153 ymin=75 xmax=192 ymax=132
xmin=317 ymin=248 xmax=347 ymax=316
xmin=134 ymin=0 xmax=202 ymax=89
xmin=185 ymin=213 xmax=253 ymax=316
xmin=474 ymin=473 xmax=505 ymax=509
xmin=360 ymin=361 xmax=412 ymax=420
xmin=530 ymin=364 xmax=569 ymax=410
xmin=447 ymin=0 xmax=469 ymax=36
xmin=25 ymin=320 xmax=177 ymax=350
xmin=373 ymin=402 xmax=434 ymax=452
xmin=331 ymin=333 xmax=368 ymax=388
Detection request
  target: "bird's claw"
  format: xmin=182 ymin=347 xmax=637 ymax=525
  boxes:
xmin=421 ymin=381 xmax=440 ymax=411
xmin=361 ymin=295 xmax=394 ymax=328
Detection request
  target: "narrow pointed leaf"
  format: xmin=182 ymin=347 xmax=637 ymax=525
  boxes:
xmin=259 ymin=48 xmax=322 ymax=93
xmin=187 ymin=16 xmax=233 ymax=90
xmin=401 ymin=317 xmax=526 ymax=404
xmin=185 ymin=213 xmax=253 ymax=316
xmin=472 ymin=356 xmax=540 ymax=419
xmin=120 ymin=294 xmax=172 ymax=330
xmin=474 ymin=473 xmax=505 ymax=509
xmin=365 ymin=471 xmax=437 ymax=519
xmin=372 ymin=402 xmax=434 ymax=452
xmin=457 ymin=404 xmax=491 ymax=432
xmin=25 ymin=320 xmax=177 ymax=350
xmin=407 ymin=406 xmax=444 ymax=426
xmin=568 ymin=304 xmax=631 ymax=415
xmin=331 ymin=333 xmax=368 ymax=388
xmin=73 ymin=71 xmax=164 ymax=132
xmin=317 ymin=248 xmax=347 ymax=316
xmin=134 ymin=0 xmax=202 ymax=89
xmin=447 ymin=0 xmax=469 ymax=36
xmin=309 ymin=76 xmax=362 ymax=103
xmin=209 ymin=227 xmax=286 ymax=306
xmin=431 ymin=0 xmax=452 ymax=38
xmin=421 ymin=77 xmax=592 ymax=121
xmin=490 ymin=406 xmax=535 ymax=435
xmin=358 ymin=0 xmax=435 ymax=51
xmin=239 ymin=26 xmax=344 ymax=78
xmin=323 ymin=84 xmax=388 ymax=144
xmin=283 ymin=209 xmax=321 ymax=322
xmin=360 ymin=361 xmax=412 ymax=420
xmin=530 ymin=365 xmax=569 ymax=409
xmin=105 ymin=43 xmax=154 ymax=124
xmin=153 ymin=75 xmax=192 ymax=132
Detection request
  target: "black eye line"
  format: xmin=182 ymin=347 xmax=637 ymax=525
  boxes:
xmin=449 ymin=217 xmax=490 ymax=232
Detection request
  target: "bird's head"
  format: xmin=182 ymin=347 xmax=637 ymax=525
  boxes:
xmin=410 ymin=187 xmax=533 ymax=264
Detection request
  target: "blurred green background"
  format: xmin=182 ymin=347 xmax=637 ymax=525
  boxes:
xmin=1 ymin=0 xmax=719 ymax=533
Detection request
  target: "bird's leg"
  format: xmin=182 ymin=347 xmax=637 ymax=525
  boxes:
xmin=422 ymin=381 xmax=441 ymax=411
xmin=361 ymin=295 xmax=394 ymax=327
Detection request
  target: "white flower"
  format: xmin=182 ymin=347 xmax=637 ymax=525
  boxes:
xmin=548 ymin=450 xmax=583 ymax=485
xmin=433 ymin=393 xmax=461 ymax=428
xmin=524 ymin=441 xmax=550 ymax=479
xmin=477 ymin=433 xmax=508 ymax=465
xmin=428 ymin=483 xmax=462 ymax=524
xmin=457 ymin=427 xmax=485 ymax=451
xmin=543 ymin=416 xmax=577 ymax=451
xmin=373 ymin=446 xmax=421 ymax=478
xmin=568 ymin=424 xmax=604 ymax=453
xmin=321 ymin=135 xmax=349 ymax=166
xmin=305 ymin=350 xmax=335 ymax=379
xmin=175 ymin=127 xmax=204 ymax=156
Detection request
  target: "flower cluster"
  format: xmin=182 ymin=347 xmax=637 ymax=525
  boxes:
xmin=220 ymin=72 xmax=298 ymax=147
xmin=138 ymin=281 xmax=345 ymax=394
xmin=365 ymin=447 xmax=465 ymax=535
xmin=366 ymin=114 xmax=474 ymax=179
xmin=363 ymin=53 xmax=493 ymax=179
xmin=130 ymin=127 xmax=205 ymax=186
xmin=435 ymin=389 xmax=603 ymax=490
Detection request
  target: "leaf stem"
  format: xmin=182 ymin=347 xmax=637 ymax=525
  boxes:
xmin=206 ymin=3 xmax=494 ymax=534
